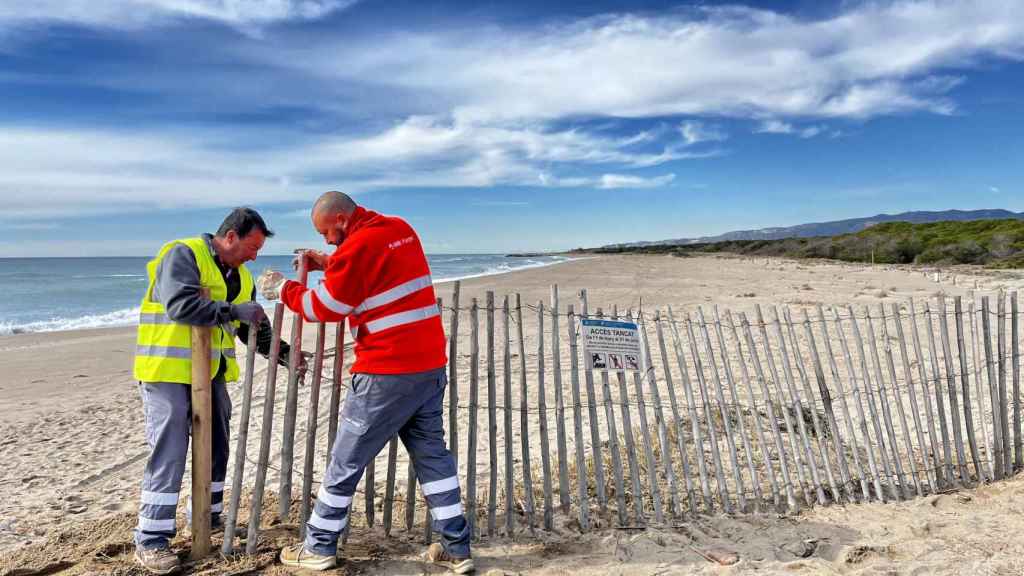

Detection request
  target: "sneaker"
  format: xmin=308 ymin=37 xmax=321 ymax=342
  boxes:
xmin=279 ymin=543 xmax=337 ymax=571
xmin=425 ymin=543 xmax=475 ymax=574
xmin=134 ymin=546 xmax=181 ymax=575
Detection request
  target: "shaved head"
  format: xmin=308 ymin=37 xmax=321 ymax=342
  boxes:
xmin=313 ymin=190 xmax=357 ymax=218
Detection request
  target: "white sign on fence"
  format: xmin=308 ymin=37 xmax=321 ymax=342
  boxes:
xmin=581 ymin=318 xmax=642 ymax=372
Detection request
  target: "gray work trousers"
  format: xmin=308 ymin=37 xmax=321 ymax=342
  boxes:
xmin=305 ymin=367 xmax=471 ymax=558
xmin=134 ymin=378 xmax=232 ymax=550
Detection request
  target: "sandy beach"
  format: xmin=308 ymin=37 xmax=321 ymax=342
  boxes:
xmin=4 ymin=253 xmax=1024 ymax=575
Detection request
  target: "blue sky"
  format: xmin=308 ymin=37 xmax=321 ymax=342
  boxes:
xmin=0 ymin=0 xmax=1021 ymax=257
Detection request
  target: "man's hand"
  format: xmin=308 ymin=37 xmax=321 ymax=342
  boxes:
xmin=294 ymin=351 xmax=314 ymax=384
xmin=294 ymin=249 xmax=328 ymax=272
xmin=230 ymin=302 xmax=267 ymax=325
xmin=257 ymin=269 xmax=286 ymax=300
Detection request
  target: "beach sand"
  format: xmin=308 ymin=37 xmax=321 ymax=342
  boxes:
xmin=3 ymin=253 xmax=1024 ymax=575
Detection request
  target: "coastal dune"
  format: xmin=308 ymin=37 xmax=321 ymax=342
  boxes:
xmin=3 ymin=253 xmax=1024 ymax=575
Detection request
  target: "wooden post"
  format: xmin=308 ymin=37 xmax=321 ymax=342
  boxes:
xmin=654 ymin=309 xmax=696 ymax=516
xmin=938 ymin=296 xmax=970 ymax=483
xmin=551 ymin=286 xmax=571 ymax=515
xmin=713 ymin=306 xmax=762 ymax=510
xmin=728 ymin=310 xmax=782 ymax=508
xmin=512 ymin=295 xmax=536 ymax=528
xmin=684 ymin=312 xmax=733 ymax=512
xmin=865 ymin=308 xmax=911 ymax=496
xmin=835 ymin=307 xmax=886 ymax=501
xmin=1014 ymin=292 xmax=1021 ymax=471
xmin=246 ymin=303 xmax=284 ymax=553
xmin=525 ymin=297 xmax=544 ymax=531
xmin=908 ymin=300 xmax=943 ymax=489
xmin=800 ymin=308 xmax=850 ymax=500
xmin=597 ymin=308 xmax=628 ymax=525
xmin=567 ymin=304 xmax=589 ymax=530
xmin=613 ymin=306 xmax=644 ymax=524
xmin=222 ymin=319 xmax=258 ymax=555
xmin=279 ymin=260 xmax=308 ymax=520
xmin=999 ymin=292 xmax=1011 ymax=474
xmin=982 ymin=296 xmax=1003 ymax=479
xmin=740 ymin=312 xmax=799 ymax=510
xmin=783 ymin=307 xmax=840 ymax=502
xmin=756 ymin=305 xmax=814 ymax=507
xmin=630 ymin=309 xmax=663 ymax=523
xmin=449 ymin=282 xmax=461 ymax=469
xmin=969 ymin=300 xmax=993 ymax=480
xmin=466 ymin=299 xmax=480 ymax=540
xmin=382 ymin=437 xmax=398 ymax=536
xmin=502 ymin=296 xmax=514 ymax=536
xmin=813 ymin=306 xmax=869 ymax=502
xmin=772 ymin=307 xmax=827 ymax=505
xmin=848 ymin=306 xmax=899 ymax=500
xmin=891 ymin=303 xmax=937 ymax=491
xmin=665 ymin=307 xmax=713 ymax=512
xmin=299 ymin=322 xmax=327 ymax=538
xmin=365 ymin=452 xmax=375 ymax=529
xmin=486 ymin=291 xmax=497 ymax=537
xmin=954 ymin=297 xmax=984 ymax=482
xmin=640 ymin=312 xmax=682 ymax=515
xmin=924 ymin=302 xmax=956 ymax=486
xmin=579 ymin=290 xmax=607 ymax=511
xmin=327 ymin=321 xmax=345 ymax=468
xmin=189 ymin=287 xmax=213 ymax=560
xmin=697 ymin=307 xmax=748 ymax=511
xmin=877 ymin=305 xmax=923 ymax=496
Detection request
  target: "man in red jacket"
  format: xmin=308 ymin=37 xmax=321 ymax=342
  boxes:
xmin=258 ymin=191 xmax=473 ymax=573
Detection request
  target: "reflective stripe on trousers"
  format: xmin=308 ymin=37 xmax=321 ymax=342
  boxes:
xmin=134 ymin=379 xmax=232 ymax=550
xmin=305 ymin=367 xmax=470 ymax=558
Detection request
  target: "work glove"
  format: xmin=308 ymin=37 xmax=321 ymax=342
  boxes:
xmin=257 ymin=269 xmax=286 ymax=300
xmin=293 ymin=249 xmax=328 ymax=272
xmin=230 ymin=301 xmax=267 ymax=325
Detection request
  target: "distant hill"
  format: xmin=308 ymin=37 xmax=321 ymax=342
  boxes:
xmin=586 ymin=218 xmax=1024 ymax=268
xmin=602 ymin=209 xmax=1024 ymax=249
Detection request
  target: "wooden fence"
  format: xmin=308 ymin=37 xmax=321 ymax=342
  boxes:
xmin=219 ymin=282 xmax=1023 ymax=555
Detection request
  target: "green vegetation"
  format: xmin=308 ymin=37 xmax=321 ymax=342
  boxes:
xmin=582 ymin=219 xmax=1024 ymax=268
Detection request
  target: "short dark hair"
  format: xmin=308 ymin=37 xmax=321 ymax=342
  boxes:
xmin=216 ymin=207 xmax=274 ymax=238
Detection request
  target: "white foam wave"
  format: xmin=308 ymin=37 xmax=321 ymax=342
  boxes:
xmin=434 ymin=256 xmax=576 ymax=283
xmin=0 ymin=307 xmax=141 ymax=335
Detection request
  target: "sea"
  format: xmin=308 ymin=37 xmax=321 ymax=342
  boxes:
xmin=0 ymin=254 xmax=572 ymax=335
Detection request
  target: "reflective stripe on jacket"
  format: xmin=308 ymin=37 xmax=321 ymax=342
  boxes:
xmin=133 ymin=236 xmax=254 ymax=384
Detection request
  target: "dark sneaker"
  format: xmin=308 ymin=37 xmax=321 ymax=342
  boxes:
xmin=134 ymin=546 xmax=181 ymax=575
xmin=279 ymin=543 xmax=337 ymax=571
xmin=425 ymin=542 xmax=475 ymax=574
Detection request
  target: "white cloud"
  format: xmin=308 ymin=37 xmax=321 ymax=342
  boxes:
xmin=598 ymin=173 xmax=676 ymax=190
xmin=990 ymin=186 xmax=1001 ymax=194
xmin=0 ymin=0 xmax=354 ymax=31
xmin=755 ymin=119 xmax=828 ymax=138
xmin=679 ymin=121 xmax=727 ymax=146
xmin=259 ymin=1 xmax=1024 ymax=122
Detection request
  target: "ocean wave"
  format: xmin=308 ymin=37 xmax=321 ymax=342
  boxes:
xmin=70 ymin=274 xmax=146 ymax=279
xmin=0 ymin=307 xmax=141 ymax=335
xmin=434 ymin=256 xmax=576 ymax=283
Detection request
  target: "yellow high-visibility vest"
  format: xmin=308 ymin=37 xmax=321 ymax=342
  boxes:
xmin=133 ymin=236 xmax=254 ymax=384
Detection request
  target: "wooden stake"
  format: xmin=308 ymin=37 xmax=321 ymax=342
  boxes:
xmin=971 ymin=299 xmax=994 ymax=480
xmin=1014 ymin=292 xmax=1021 ymax=471
xmin=502 ymin=296 xmax=514 ymax=536
xmin=189 ymin=287 xmax=213 ymax=560
xmin=613 ymin=305 xmax=645 ymax=524
xmin=278 ymin=261 xmax=308 ymax=520
xmin=891 ymin=303 xmax=938 ymax=491
xmin=222 ymin=316 xmax=258 ymax=555
xmin=527 ymin=298 xmax=545 ymax=531
xmin=551 ymin=286 xmax=571 ymax=515
xmin=630 ymin=308 xmax=663 ymax=523
xmin=299 ymin=322 xmax=327 ymax=538
xmin=246 ymin=303 xmax=285 ymax=553
xmin=655 ymin=308 xmax=697 ymax=516
xmin=640 ymin=312 xmax=682 ymax=515
xmin=579 ymin=290 xmax=607 ymax=510
xmin=714 ymin=306 xmax=762 ymax=510
xmin=908 ymin=301 xmax=943 ymax=489
xmin=983 ymin=296 xmax=1003 ymax=479
xmin=597 ymin=308 xmax=628 ymax=525
xmin=924 ymin=301 xmax=956 ymax=486
xmin=999 ymin=292 xmax=1011 ymax=474
xmin=954 ymin=297 xmax=983 ymax=482
xmin=326 ymin=322 xmax=345 ymax=468
xmin=814 ymin=306 xmax=870 ymax=502
xmin=449 ymin=282 xmax=461 ymax=469
xmin=937 ymin=296 xmax=970 ymax=483
xmin=487 ymin=291 xmax=497 ymax=537
xmin=466 ymin=299 xmax=480 ymax=540
xmin=567 ymin=304 xmax=589 ymax=530
xmin=382 ymin=436 xmax=398 ymax=535
xmin=877 ymin=305 xmax=923 ymax=496
xmin=728 ymin=310 xmax=782 ymax=508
